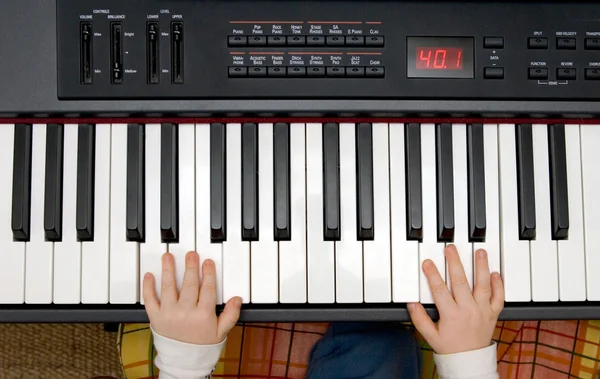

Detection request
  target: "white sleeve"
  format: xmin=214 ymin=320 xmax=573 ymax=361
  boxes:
xmin=433 ymin=342 xmax=499 ymax=379
xmin=151 ymin=327 xmax=226 ymax=379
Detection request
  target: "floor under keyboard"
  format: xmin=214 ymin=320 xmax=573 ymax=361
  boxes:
xmin=0 ymin=323 xmax=122 ymax=379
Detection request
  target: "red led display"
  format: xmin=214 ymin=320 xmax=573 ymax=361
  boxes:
xmin=415 ymin=47 xmax=464 ymax=70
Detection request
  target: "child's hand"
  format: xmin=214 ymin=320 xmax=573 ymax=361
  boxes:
xmin=143 ymin=251 xmax=242 ymax=345
xmin=407 ymin=245 xmax=504 ymax=355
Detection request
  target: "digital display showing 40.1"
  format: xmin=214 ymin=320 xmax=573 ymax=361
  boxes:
xmin=407 ymin=37 xmax=474 ymax=78
xmin=415 ymin=47 xmax=464 ymax=70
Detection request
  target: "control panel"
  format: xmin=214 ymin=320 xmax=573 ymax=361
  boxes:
xmin=225 ymin=22 xmax=386 ymax=80
xmin=56 ymin=0 xmax=600 ymax=100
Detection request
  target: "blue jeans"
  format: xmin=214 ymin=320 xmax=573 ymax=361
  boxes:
xmin=306 ymin=323 xmax=422 ymax=379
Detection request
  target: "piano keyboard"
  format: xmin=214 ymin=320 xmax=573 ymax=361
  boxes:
xmin=2 ymin=122 xmax=599 ymax=307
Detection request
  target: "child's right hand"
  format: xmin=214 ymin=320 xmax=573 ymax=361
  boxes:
xmin=407 ymin=245 xmax=504 ymax=355
xmin=143 ymin=251 xmax=242 ymax=345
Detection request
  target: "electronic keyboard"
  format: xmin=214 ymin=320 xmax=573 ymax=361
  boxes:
xmin=1 ymin=0 xmax=600 ymax=323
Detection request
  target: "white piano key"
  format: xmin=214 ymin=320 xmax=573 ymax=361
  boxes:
xmin=25 ymin=124 xmax=54 ymax=303
xmin=451 ymin=123 xmax=473 ymax=291
xmin=195 ymin=124 xmax=223 ymax=305
xmin=250 ymin=123 xmax=278 ymax=303
xmin=82 ymin=124 xmax=110 ymax=304
xmin=306 ymin=122 xmax=335 ymax=303
xmin=498 ymin=123 xmax=531 ymax=302
xmin=110 ymin=124 xmax=139 ymax=304
xmin=557 ymin=124 xmax=586 ymax=301
xmin=420 ymin=123 xmax=446 ymax=304
xmin=335 ymin=123 xmax=363 ymax=303
xmin=580 ymin=124 xmax=600 ymax=301
xmin=530 ymin=124 xmax=559 ymax=301
xmin=473 ymin=124 xmax=501 ymax=277
xmin=53 ymin=124 xmax=81 ymax=303
xmin=223 ymin=123 xmax=250 ymax=303
xmin=0 ymin=124 xmax=25 ymax=303
xmin=140 ymin=124 xmax=168 ymax=304
xmin=168 ymin=123 xmax=196 ymax=292
xmin=363 ymin=123 xmax=392 ymax=302
xmin=389 ymin=123 xmax=419 ymax=303
xmin=279 ymin=123 xmax=307 ymax=303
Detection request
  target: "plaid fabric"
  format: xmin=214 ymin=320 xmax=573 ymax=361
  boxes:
xmin=117 ymin=321 xmax=600 ymax=379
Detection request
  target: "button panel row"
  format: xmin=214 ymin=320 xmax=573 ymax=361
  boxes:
xmin=228 ymin=35 xmax=385 ymax=47
xmin=228 ymin=66 xmax=385 ymax=78
xmin=528 ymin=36 xmax=600 ymax=50
xmin=483 ymin=67 xmax=600 ymax=80
xmin=529 ymin=67 xmax=600 ymax=80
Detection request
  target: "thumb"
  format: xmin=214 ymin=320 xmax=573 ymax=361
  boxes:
xmin=407 ymin=303 xmax=439 ymax=346
xmin=217 ymin=296 xmax=242 ymax=339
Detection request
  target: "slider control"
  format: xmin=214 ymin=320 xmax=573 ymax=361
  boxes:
xmin=80 ymin=22 xmax=93 ymax=84
xmin=147 ymin=22 xmax=159 ymax=84
xmin=171 ymin=22 xmax=184 ymax=84
xmin=111 ymin=22 xmax=123 ymax=84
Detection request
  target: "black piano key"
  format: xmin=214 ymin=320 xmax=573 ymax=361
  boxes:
xmin=160 ymin=123 xmax=179 ymax=243
xmin=273 ymin=122 xmax=291 ymax=241
xmin=436 ymin=123 xmax=454 ymax=242
xmin=356 ymin=122 xmax=374 ymax=240
xmin=242 ymin=122 xmax=259 ymax=241
xmin=323 ymin=122 xmax=340 ymax=241
xmin=126 ymin=123 xmax=145 ymax=242
xmin=548 ymin=124 xmax=569 ymax=240
xmin=467 ymin=123 xmax=486 ymax=242
xmin=11 ymin=123 xmax=33 ymax=241
xmin=210 ymin=123 xmax=226 ymax=242
xmin=44 ymin=123 xmax=64 ymax=241
xmin=405 ymin=123 xmax=423 ymax=241
xmin=516 ymin=123 xmax=536 ymax=240
xmin=76 ymin=124 xmax=95 ymax=241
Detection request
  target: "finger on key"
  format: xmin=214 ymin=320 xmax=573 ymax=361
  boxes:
xmin=445 ymin=244 xmax=474 ymax=306
xmin=490 ymin=272 xmax=505 ymax=316
xmin=142 ymin=272 xmax=160 ymax=317
xmin=407 ymin=302 xmax=439 ymax=347
xmin=423 ymin=259 xmax=456 ymax=313
xmin=179 ymin=251 xmax=201 ymax=306
xmin=160 ymin=252 xmax=179 ymax=306
xmin=198 ymin=259 xmax=218 ymax=311
xmin=473 ymin=249 xmax=492 ymax=305
xmin=217 ymin=296 xmax=242 ymax=340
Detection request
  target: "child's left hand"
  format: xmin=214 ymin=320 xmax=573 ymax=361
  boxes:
xmin=143 ymin=251 xmax=242 ymax=345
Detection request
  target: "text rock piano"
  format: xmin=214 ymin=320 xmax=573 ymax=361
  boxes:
xmin=0 ymin=0 xmax=599 ymax=322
